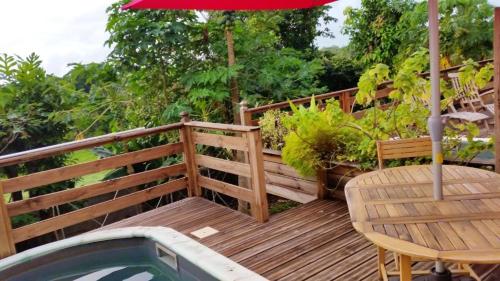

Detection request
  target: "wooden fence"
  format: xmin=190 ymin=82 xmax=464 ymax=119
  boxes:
xmin=0 ymin=119 xmax=269 ymax=258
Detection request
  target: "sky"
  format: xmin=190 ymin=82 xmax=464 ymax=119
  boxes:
xmin=0 ymin=0 xmax=361 ymax=77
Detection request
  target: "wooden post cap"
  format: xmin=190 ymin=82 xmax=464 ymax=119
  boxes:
xmin=180 ymin=112 xmax=191 ymax=122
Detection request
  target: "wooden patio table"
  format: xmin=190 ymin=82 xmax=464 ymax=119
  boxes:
xmin=345 ymin=165 xmax=500 ymax=281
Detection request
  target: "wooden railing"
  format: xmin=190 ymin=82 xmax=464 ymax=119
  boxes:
xmin=182 ymin=120 xmax=269 ymax=222
xmin=0 ymin=119 xmax=269 ymax=258
xmin=241 ymin=59 xmax=494 ymax=126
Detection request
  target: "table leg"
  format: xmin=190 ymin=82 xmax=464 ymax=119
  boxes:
xmin=399 ymin=254 xmax=412 ymax=281
xmin=377 ymin=247 xmax=385 ymax=280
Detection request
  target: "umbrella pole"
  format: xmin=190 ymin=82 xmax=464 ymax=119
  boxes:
xmin=494 ymin=7 xmax=500 ymax=173
xmin=428 ymin=0 xmax=443 ymax=202
xmin=428 ymin=0 xmax=450 ymax=279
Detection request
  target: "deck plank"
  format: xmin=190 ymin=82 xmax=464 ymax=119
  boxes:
xmin=103 ymin=197 xmax=499 ymax=280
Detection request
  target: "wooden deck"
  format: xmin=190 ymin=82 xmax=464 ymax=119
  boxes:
xmin=104 ymin=197 xmax=499 ymax=280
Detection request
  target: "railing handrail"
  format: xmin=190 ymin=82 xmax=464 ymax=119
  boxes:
xmin=185 ymin=121 xmax=259 ymax=132
xmin=0 ymin=123 xmax=184 ymax=168
xmin=245 ymin=87 xmax=360 ymax=114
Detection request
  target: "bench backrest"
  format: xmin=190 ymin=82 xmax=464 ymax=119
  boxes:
xmin=376 ymin=137 xmax=432 ymax=169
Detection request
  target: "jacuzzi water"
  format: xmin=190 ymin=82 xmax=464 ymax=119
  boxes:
xmin=1 ymin=238 xmax=204 ymax=281
xmin=0 ymin=227 xmax=267 ymax=281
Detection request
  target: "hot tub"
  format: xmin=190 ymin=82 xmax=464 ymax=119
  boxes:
xmin=0 ymin=227 xmax=267 ymax=281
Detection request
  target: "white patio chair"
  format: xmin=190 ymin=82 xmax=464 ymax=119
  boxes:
xmin=448 ymin=72 xmax=495 ymax=115
xmin=412 ymin=93 xmax=490 ymax=130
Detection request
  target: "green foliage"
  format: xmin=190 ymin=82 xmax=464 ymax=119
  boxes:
xmin=396 ymin=0 xmax=493 ymax=66
xmin=344 ymin=0 xmax=493 ymax=69
xmin=276 ymin=7 xmax=336 ymax=51
xmin=106 ymin=1 xmax=202 ymax=75
xmin=104 ymin=1 xmax=211 ymax=126
xmin=239 ymin=48 xmax=325 ymax=103
xmin=11 ymin=214 xmax=39 ymax=228
xmin=282 ymin=98 xmax=364 ymax=176
xmin=181 ymin=65 xmax=238 ymax=121
xmin=59 ymin=64 xmax=135 ymax=137
xmin=457 ymin=59 xmax=494 ymax=89
xmin=269 ymin=199 xmax=300 ymax=215
xmin=343 ymin=0 xmax=415 ymax=67
xmin=355 ymin=64 xmax=390 ymax=106
xmin=102 ymin=4 xmax=328 ymax=126
xmin=0 ymin=53 xmax=77 ymax=155
xmin=475 ymin=64 xmax=494 ymax=88
xmin=259 ymin=110 xmax=290 ymax=151
xmin=389 ymin=49 xmax=429 ymax=101
xmin=317 ymin=48 xmax=363 ymax=91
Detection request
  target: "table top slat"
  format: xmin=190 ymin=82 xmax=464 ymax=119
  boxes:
xmin=345 ymin=165 xmax=500 ymax=263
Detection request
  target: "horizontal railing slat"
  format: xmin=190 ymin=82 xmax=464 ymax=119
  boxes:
xmin=265 ymin=172 xmax=317 ymax=195
xmin=185 ymin=121 xmax=259 ymax=132
xmin=2 ymin=143 xmax=183 ymax=193
xmin=0 ymin=123 xmax=183 ymax=168
xmin=195 ymin=154 xmax=251 ymax=177
xmin=266 ymin=184 xmax=317 ymax=204
xmin=264 ymin=160 xmax=315 ymax=181
xmin=7 ymin=163 xmax=187 ymax=216
xmin=12 ymin=177 xmax=188 ymax=243
xmin=192 ymin=132 xmax=249 ymax=152
xmin=198 ymin=175 xmax=254 ymax=203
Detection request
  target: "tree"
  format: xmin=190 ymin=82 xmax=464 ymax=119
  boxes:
xmin=104 ymin=3 xmax=327 ymax=125
xmin=343 ymin=0 xmax=416 ymax=68
xmin=0 ymin=53 xmax=77 ymax=158
xmin=0 ymin=53 xmax=77 ymax=226
xmin=62 ymin=61 xmax=135 ymax=137
xmin=202 ymin=11 xmax=327 ymax=105
xmin=344 ymin=0 xmax=493 ymax=69
xmin=396 ymin=0 xmax=493 ymax=66
xmin=277 ymin=7 xmax=336 ymax=51
xmin=317 ymin=47 xmax=363 ymax=91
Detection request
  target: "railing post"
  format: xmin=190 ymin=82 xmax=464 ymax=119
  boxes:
xmin=179 ymin=112 xmax=200 ymax=197
xmin=341 ymin=91 xmax=352 ymax=113
xmin=240 ymin=100 xmax=253 ymax=126
xmin=0 ymin=183 xmax=15 ymax=258
xmin=246 ymin=129 xmax=269 ymax=223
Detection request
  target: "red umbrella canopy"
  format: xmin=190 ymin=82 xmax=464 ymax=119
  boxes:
xmin=122 ymin=0 xmax=337 ymax=11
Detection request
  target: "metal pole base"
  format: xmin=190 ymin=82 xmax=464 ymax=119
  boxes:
xmin=411 ymin=267 xmax=472 ymax=281
xmin=388 ymin=267 xmax=475 ymax=281
xmin=413 ymin=268 xmax=452 ymax=281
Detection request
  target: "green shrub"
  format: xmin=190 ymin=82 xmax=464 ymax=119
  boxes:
xmin=282 ymin=98 xmax=367 ymax=176
xmin=259 ymin=110 xmax=290 ymax=151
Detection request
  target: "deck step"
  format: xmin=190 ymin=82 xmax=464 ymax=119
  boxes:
xmin=266 ymin=184 xmax=317 ymax=203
